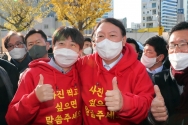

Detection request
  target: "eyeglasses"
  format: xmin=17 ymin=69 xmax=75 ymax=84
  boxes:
xmin=166 ymin=41 xmax=188 ymax=52
xmin=7 ymin=42 xmax=24 ymax=50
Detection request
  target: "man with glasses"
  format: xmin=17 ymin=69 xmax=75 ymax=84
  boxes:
xmin=148 ymin=22 xmax=188 ymax=125
xmin=4 ymin=31 xmax=32 ymax=73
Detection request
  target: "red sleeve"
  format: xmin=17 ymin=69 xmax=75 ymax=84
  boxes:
xmin=5 ymin=70 xmax=41 ymax=125
xmin=116 ymin=64 xmax=154 ymax=124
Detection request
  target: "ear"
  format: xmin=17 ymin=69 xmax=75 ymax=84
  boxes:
xmin=158 ymin=54 xmax=165 ymax=62
xmin=45 ymin=42 xmax=50 ymax=51
xmin=122 ymin=36 xmax=127 ymax=46
xmin=78 ymin=49 xmax=83 ymax=57
xmin=92 ymin=42 xmax=96 ymax=48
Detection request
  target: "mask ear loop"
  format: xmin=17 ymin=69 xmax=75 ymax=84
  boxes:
xmin=154 ymin=55 xmax=161 ymax=64
xmin=23 ymin=44 xmax=28 ymax=52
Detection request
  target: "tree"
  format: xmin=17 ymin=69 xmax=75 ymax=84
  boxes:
xmin=0 ymin=0 xmax=51 ymax=32
xmin=51 ymin=0 xmax=112 ymax=32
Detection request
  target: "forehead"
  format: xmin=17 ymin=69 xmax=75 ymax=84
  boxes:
xmin=8 ymin=35 xmax=23 ymax=44
xmin=169 ymin=30 xmax=188 ymax=43
xmin=27 ymin=33 xmax=43 ymax=41
xmin=56 ymin=36 xmax=72 ymax=42
xmin=96 ymin=22 xmax=121 ymax=34
xmin=144 ymin=44 xmax=155 ymax=51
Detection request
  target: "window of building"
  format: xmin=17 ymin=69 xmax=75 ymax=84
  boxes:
xmin=152 ymin=9 xmax=156 ymax=14
xmin=143 ymin=5 xmax=145 ymax=8
xmin=44 ymin=24 xmax=48 ymax=29
xmin=152 ymin=3 xmax=156 ymax=8
xmin=143 ymin=11 xmax=145 ymax=14
xmin=143 ymin=23 xmax=145 ymax=27
xmin=147 ymin=11 xmax=149 ymax=13
xmin=143 ymin=17 xmax=145 ymax=20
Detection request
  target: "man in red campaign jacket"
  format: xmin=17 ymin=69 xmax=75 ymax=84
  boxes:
xmin=76 ymin=18 xmax=154 ymax=125
xmin=6 ymin=27 xmax=84 ymax=125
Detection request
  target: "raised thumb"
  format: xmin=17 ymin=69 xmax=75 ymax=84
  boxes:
xmin=112 ymin=77 xmax=119 ymax=90
xmin=38 ymin=74 xmax=44 ymax=85
xmin=154 ymin=85 xmax=163 ymax=99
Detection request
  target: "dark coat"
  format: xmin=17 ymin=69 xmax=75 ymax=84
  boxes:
xmin=148 ymin=69 xmax=188 ymax=125
xmin=10 ymin=52 xmax=32 ymax=74
xmin=0 ymin=58 xmax=19 ymax=93
xmin=0 ymin=66 xmax=14 ymax=125
xmin=147 ymin=65 xmax=168 ymax=83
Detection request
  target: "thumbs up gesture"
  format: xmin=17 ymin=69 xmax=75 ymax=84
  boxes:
xmin=151 ymin=85 xmax=168 ymax=121
xmin=105 ymin=77 xmax=123 ymax=112
xmin=35 ymin=74 xmax=54 ymax=102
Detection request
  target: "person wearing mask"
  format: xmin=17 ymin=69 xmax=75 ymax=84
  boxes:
xmin=4 ymin=31 xmax=32 ymax=73
xmin=81 ymin=38 xmax=92 ymax=56
xmin=148 ymin=22 xmax=188 ymax=125
xmin=6 ymin=27 xmax=84 ymax=125
xmin=76 ymin=18 xmax=154 ymax=125
xmin=140 ymin=35 xmax=168 ymax=81
xmin=24 ymin=29 xmax=50 ymax=60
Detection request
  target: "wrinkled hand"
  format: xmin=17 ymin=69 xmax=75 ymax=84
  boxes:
xmin=105 ymin=77 xmax=123 ymax=112
xmin=151 ymin=85 xmax=168 ymax=121
xmin=35 ymin=74 xmax=54 ymax=102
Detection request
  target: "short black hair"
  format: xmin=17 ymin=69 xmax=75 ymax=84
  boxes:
xmin=52 ymin=26 xmax=84 ymax=50
xmin=25 ymin=29 xmax=47 ymax=45
xmin=4 ymin=31 xmax=24 ymax=49
xmin=144 ymin=35 xmax=168 ymax=62
xmin=84 ymin=38 xmax=91 ymax=43
xmin=92 ymin=18 xmax=126 ymax=39
xmin=169 ymin=22 xmax=188 ymax=37
xmin=126 ymin=38 xmax=139 ymax=53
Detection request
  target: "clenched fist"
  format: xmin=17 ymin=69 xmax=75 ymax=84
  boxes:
xmin=35 ymin=74 xmax=54 ymax=102
xmin=105 ymin=77 xmax=123 ymax=112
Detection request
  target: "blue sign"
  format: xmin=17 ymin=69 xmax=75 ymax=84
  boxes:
xmin=178 ymin=9 xmax=184 ymax=14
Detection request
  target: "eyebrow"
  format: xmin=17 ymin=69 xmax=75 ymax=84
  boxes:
xmin=109 ymin=31 xmax=117 ymax=33
xmin=169 ymin=40 xmax=187 ymax=44
xmin=97 ymin=31 xmax=118 ymax=34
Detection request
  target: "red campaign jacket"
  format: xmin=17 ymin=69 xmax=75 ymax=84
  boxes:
xmin=6 ymin=58 xmax=82 ymax=125
xmin=76 ymin=43 xmax=154 ymax=125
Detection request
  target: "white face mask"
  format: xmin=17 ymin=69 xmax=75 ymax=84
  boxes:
xmin=54 ymin=48 xmax=79 ymax=68
xmin=9 ymin=48 xmax=27 ymax=60
xmin=141 ymin=54 xmax=157 ymax=68
xmin=96 ymin=38 xmax=122 ymax=60
xmin=83 ymin=47 xmax=92 ymax=55
xmin=169 ymin=53 xmax=188 ymax=70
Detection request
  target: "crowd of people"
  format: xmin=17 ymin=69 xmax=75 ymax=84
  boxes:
xmin=1 ymin=18 xmax=188 ymax=125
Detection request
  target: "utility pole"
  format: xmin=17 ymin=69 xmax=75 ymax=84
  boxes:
xmin=158 ymin=0 xmax=163 ymax=36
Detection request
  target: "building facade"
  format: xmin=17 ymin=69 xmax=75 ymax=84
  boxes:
xmin=183 ymin=0 xmax=188 ymax=21
xmin=131 ymin=22 xmax=141 ymax=29
xmin=141 ymin=0 xmax=160 ymax=29
xmin=177 ymin=0 xmax=185 ymax=23
xmin=141 ymin=0 xmax=178 ymax=32
xmin=161 ymin=0 xmax=178 ymax=31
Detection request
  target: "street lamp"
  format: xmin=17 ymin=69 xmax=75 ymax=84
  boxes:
xmin=158 ymin=0 xmax=163 ymax=36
